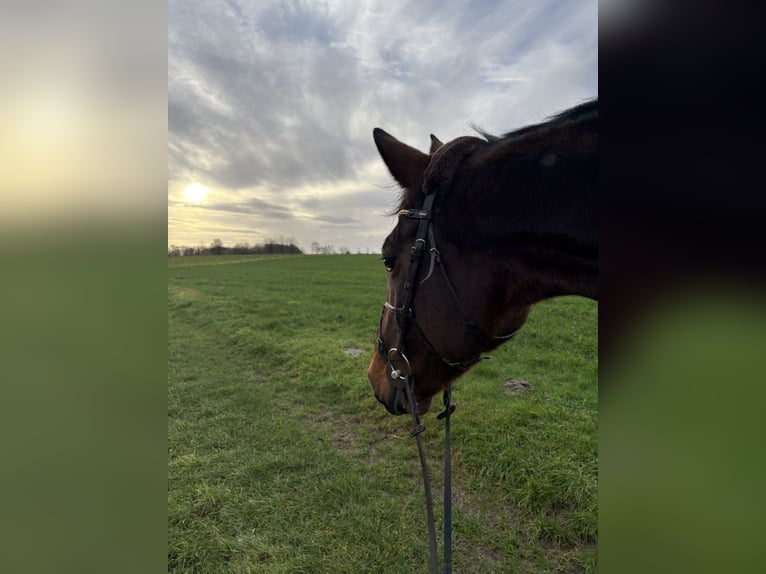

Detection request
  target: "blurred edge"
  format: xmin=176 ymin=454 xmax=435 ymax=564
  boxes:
xmin=0 ymin=2 xmax=167 ymax=573
xmin=601 ymin=1 xmax=766 ymax=573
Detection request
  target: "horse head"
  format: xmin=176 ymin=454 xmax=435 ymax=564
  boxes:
xmin=367 ymin=101 xmax=597 ymax=416
xmin=367 ymin=128 xmax=531 ymax=415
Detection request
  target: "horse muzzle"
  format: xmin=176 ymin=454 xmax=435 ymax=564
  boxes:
xmin=368 ymin=352 xmax=405 ymax=415
xmin=380 ymin=385 xmax=433 ymax=416
xmin=384 ymin=387 xmax=407 ymax=416
xmin=368 ymin=353 xmax=437 ymax=416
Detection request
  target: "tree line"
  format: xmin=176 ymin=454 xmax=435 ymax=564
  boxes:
xmin=168 ymin=238 xmax=303 ymax=257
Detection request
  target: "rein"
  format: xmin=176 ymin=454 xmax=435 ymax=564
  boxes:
xmin=376 ymin=189 xmax=518 ymax=573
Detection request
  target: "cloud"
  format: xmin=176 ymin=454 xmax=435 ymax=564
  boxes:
xmin=168 ymin=0 xmax=597 ymax=251
xmin=201 ymin=198 xmax=297 ymax=219
xmin=311 ymin=213 xmax=358 ymax=225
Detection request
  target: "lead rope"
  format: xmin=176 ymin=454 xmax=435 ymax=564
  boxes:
xmin=403 ymin=377 xmax=456 ymax=574
xmin=402 ymin=377 xmax=440 ymax=574
xmin=437 ymin=390 xmax=455 ymax=574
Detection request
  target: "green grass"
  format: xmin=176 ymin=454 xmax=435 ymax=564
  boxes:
xmin=168 ymin=254 xmax=597 ymax=573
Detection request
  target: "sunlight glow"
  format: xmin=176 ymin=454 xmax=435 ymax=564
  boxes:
xmin=183 ymin=183 xmax=209 ymax=204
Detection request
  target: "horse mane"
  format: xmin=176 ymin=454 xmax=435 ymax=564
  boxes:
xmin=392 ymin=98 xmax=598 ymax=213
xmin=474 ymin=98 xmax=598 ymax=143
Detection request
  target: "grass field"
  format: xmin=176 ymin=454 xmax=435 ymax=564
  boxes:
xmin=168 ymin=254 xmax=597 ymax=573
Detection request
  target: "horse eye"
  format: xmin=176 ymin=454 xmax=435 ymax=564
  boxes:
xmin=382 ymin=257 xmax=396 ymax=272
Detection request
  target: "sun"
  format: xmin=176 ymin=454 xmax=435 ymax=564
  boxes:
xmin=183 ymin=183 xmax=209 ymax=204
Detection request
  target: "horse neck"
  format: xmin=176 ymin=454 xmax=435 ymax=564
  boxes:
xmin=441 ymin=127 xmax=598 ymax=302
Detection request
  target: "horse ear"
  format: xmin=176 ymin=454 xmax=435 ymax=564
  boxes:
xmin=429 ymin=134 xmax=443 ymax=154
xmin=373 ymin=128 xmax=430 ymax=191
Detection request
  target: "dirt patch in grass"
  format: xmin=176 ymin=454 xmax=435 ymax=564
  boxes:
xmin=312 ymin=408 xmax=393 ymax=467
xmin=314 ymin=409 xmax=358 ymax=452
xmin=341 ymin=347 xmax=366 ymax=357
xmin=504 ymin=380 xmax=532 ymax=394
xmin=168 ymin=286 xmax=202 ymax=300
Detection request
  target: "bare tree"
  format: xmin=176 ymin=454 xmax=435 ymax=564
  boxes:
xmin=210 ymin=238 xmax=224 ymax=255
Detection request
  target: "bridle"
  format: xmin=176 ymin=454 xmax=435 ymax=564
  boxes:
xmin=376 ymin=192 xmax=520 ymax=402
xmin=375 ymin=187 xmax=519 ymax=574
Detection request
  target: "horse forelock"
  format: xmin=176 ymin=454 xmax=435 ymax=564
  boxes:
xmin=423 ymin=136 xmax=485 ymax=195
xmin=394 ymin=136 xmax=485 ymax=213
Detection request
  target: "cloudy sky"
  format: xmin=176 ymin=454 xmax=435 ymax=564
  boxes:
xmin=168 ymin=0 xmax=597 ymax=253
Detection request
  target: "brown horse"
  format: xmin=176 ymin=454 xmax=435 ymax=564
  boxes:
xmin=368 ymin=99 xmax=597 ymax=415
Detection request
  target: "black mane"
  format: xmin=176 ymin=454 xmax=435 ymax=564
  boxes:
xmin=393 ymin=99 xmax=598 ymax=214
xmin=477 ymin=98 xmax=598 ymax=143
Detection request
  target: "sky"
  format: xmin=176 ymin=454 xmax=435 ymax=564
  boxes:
xmin=168 ymin=0 xmax=597 ymax=254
